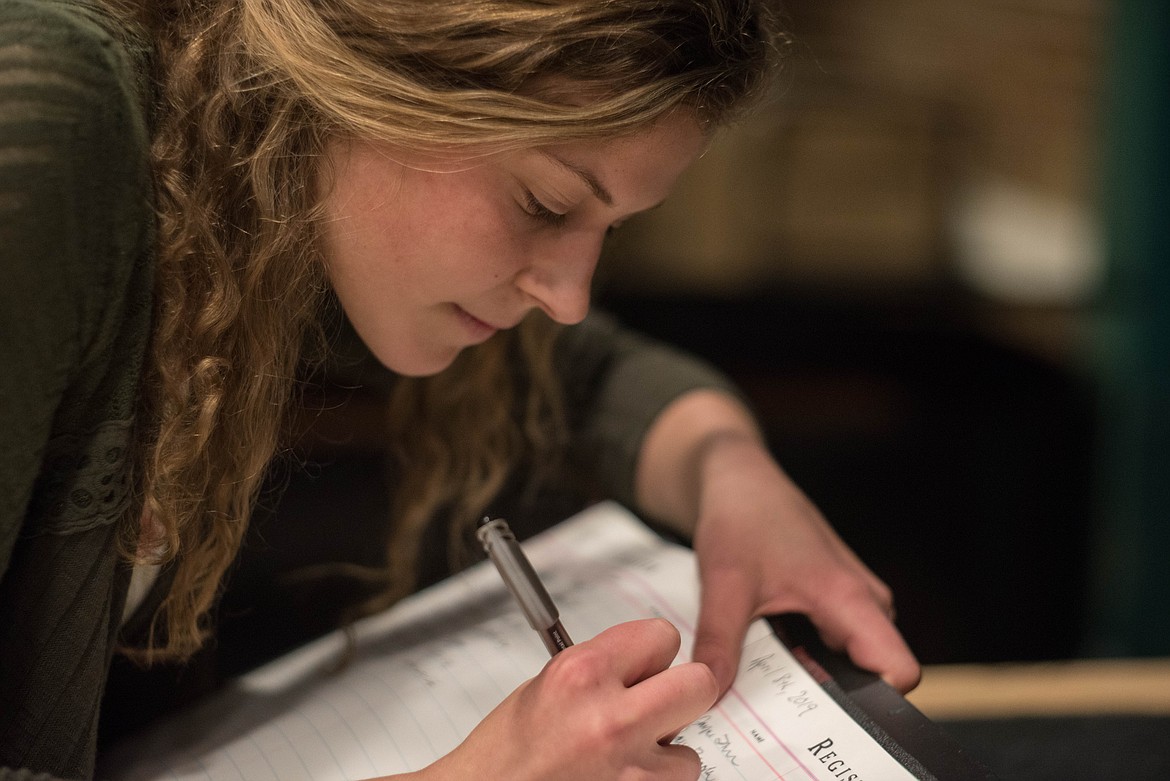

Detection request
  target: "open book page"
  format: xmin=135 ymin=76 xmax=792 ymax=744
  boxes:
xmin=101 ymin=502 xmax=919 ymax=780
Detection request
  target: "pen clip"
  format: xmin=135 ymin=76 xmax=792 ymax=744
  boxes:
xmin=477 ymin=517 xmax=572 ymax=655
xmin=477 ymin=518 xmax=560 ymax=630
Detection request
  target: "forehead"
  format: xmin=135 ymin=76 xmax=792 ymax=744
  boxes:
xmin=317 ymin=111 xmax=706 ymax=194
xmin=547 ymin=112 xmax=707 ymax=168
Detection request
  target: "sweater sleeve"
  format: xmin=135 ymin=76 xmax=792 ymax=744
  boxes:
xmin=0 ymin=1 xmax=153 ymax=778
xmin=555 ymin=311 xmax=745 ymax=515
xmin=0 ymin=0 xmax=151 ymax=573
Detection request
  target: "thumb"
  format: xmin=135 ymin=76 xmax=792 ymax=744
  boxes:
xmin=691 ymin=567 xmax=754 ymax=695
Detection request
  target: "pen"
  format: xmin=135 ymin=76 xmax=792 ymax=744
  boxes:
xmin=476 ymin=517 xmax=573 ymax=656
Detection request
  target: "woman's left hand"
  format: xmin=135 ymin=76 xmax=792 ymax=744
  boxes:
xmin=635 ymin=390 xmax=920 ymax=698
xmin=687 ymin=432 xmax=920 ymax=695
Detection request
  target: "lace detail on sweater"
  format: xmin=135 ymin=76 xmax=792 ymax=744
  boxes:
xmin=26 ymin=418 xmax=134 ymax=535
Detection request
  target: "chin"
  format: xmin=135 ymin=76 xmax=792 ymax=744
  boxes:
xmin=376 ymin=346 xmax=462 ymax=378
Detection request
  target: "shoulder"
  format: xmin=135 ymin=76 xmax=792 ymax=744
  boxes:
xmin=0 ymin=0 xmax=147 ymax=69
xmin=0 ymin=0 xmax=152 ymax=184
xmin=0 ymin=0 xmax=148 ymax=95
xmin=0 ymin=0 xmax=153 ymax=344
xmin=0 ymin=0 xmax=153 ymax=179
xmin=0 ymin=1 xmax=155 ymax=538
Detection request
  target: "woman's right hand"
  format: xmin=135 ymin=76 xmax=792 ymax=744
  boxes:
xmin=384 ymin=618 xmax=717 ymax=781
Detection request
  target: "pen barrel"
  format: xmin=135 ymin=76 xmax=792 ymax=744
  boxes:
xmin=477 ymin=519 xmax=561 ymax=632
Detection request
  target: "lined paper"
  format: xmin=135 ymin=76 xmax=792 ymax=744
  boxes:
xmin=101 ymin=502 xmax=918 ymax=780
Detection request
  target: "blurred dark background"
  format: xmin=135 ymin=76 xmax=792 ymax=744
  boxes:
xmin=597 ymin=0 xmax=1169 ymax=669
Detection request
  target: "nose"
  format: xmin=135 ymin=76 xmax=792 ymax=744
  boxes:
xmin=515 ymin=233 xmax=602 ymax=325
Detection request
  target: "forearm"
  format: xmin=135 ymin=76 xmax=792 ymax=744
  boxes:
xmin=633 ymin=388 xmax=767 ymax=537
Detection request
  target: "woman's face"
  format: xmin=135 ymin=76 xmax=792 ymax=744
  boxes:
xmin=317 ymin=113 xmax=706 ymax=376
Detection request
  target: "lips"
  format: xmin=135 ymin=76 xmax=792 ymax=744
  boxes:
xmin=455 ymin=305 xmax=523 ymax=333
xmin=454 ymin=305 xmax=518 ymax=343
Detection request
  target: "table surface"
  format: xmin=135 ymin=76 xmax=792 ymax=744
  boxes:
xmin=907 ymin=657 xmax=1170 ymax=719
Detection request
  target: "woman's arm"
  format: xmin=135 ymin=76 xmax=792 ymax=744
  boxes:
xmin=557 ymin=313 xmax=918 ymax=693
xmin=634 ymin=389 xmax=921 ymax=694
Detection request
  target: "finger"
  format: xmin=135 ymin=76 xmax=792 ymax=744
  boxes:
xmin=650 ymin=741 xmax=705 ymax=780
xmin=629 ymin=661 xmax=719 ymax=743
xmin=845 ymin=620 xmax=920 ymax=693
xmin=579 ymin=618 xmax=683 ymax=687
xmin=812 ymin=597 xmax=921 ymax=693
xmin=835 ymin=547 xmax=896 ymax=618
xmin=691 ymin=566 xmax=755 ymax=694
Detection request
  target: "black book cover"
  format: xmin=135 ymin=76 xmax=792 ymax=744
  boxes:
xmin=769 ymin=614 xmax=999 ymax=781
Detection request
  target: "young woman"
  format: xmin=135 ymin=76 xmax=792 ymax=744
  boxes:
xmin=0 ymin=0 xmax=920 ymax=778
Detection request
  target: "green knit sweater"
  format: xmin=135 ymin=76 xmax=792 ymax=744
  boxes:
xmin=0 ymin=0 xmax=153 ymax=778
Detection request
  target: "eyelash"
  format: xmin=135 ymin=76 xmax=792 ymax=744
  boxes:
xmin=523 ymin=189 xmax=568 ymax=227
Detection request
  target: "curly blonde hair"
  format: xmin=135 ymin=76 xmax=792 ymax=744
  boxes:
xmin=110 ymin=0 xmax=785 ymax=661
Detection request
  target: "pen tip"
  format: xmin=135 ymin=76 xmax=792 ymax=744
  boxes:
xmin=478 ymin=516 xmax=492 ymax=528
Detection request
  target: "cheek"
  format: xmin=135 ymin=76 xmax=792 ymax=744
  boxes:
xmin=424 ymin=193 xmax=529 ymax=280
xmin=319 ymin=190 xmax=402 ymax=285
xmin=327 ymin=160 xmax=532 ymax=292
xmin=319 ymin=215 xmax=394 ymax=295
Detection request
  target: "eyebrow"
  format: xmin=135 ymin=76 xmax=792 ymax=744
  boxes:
xmin=540 ymin=151 xmax=614 ymax=207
